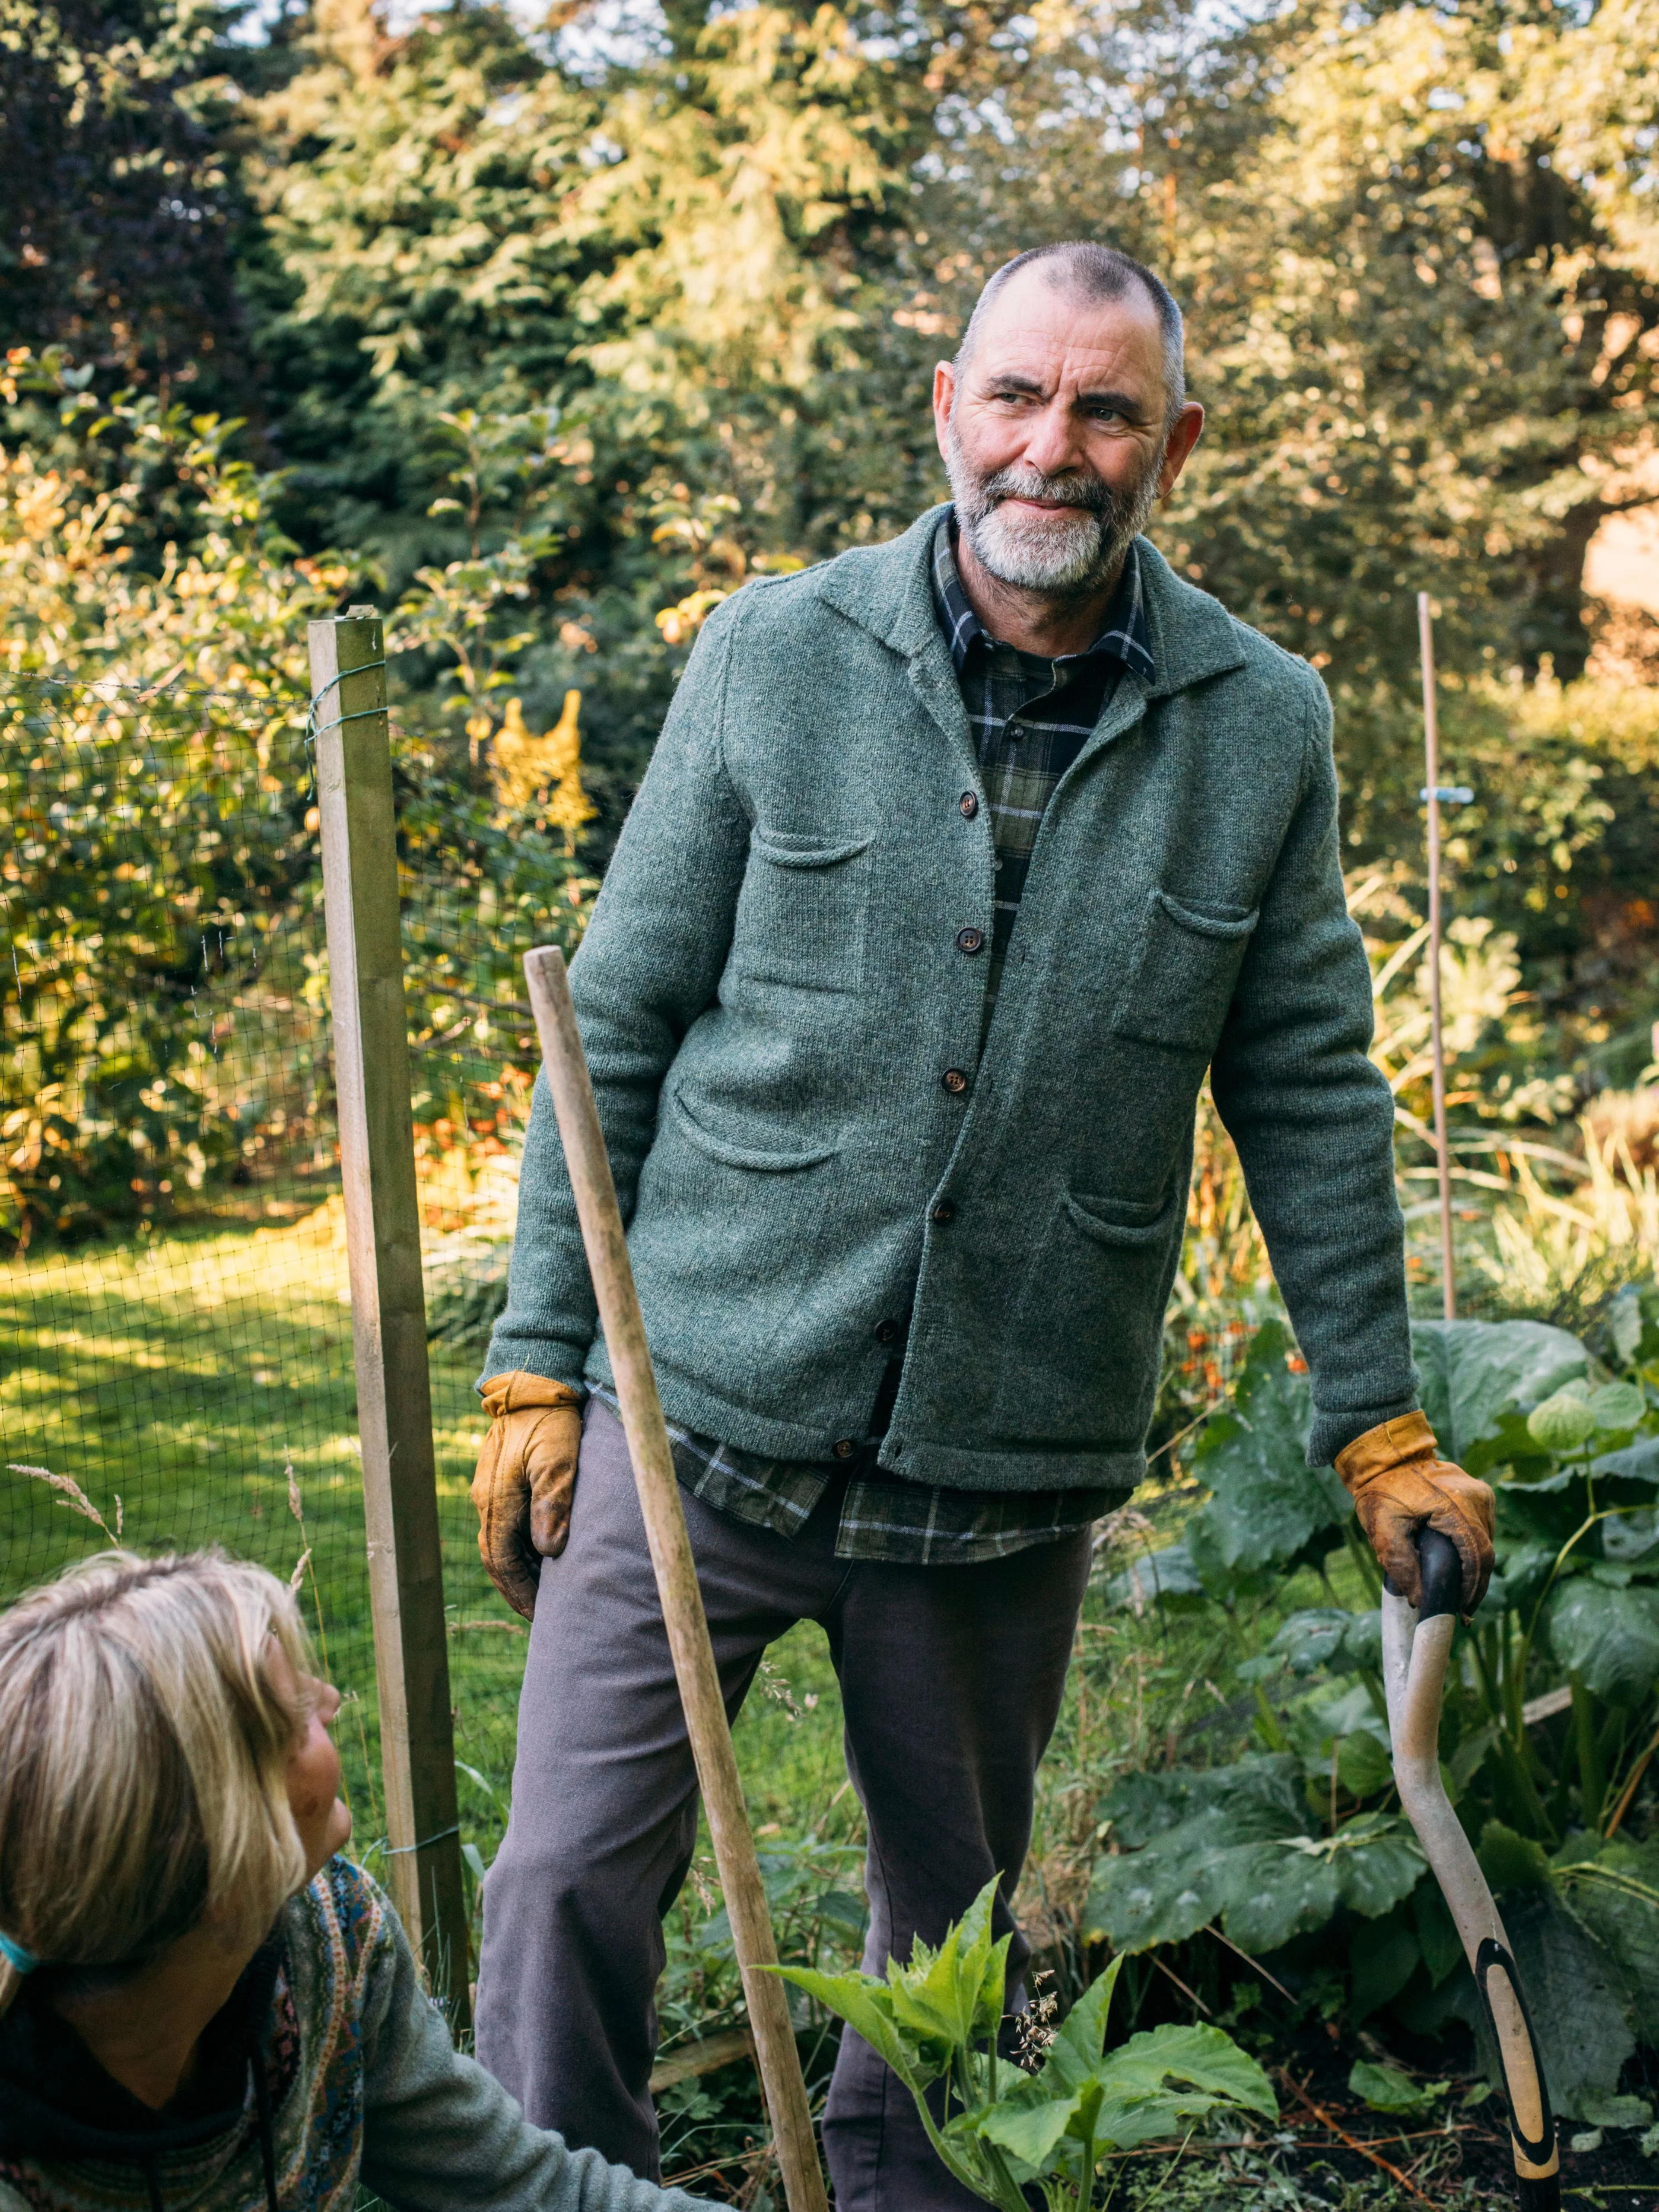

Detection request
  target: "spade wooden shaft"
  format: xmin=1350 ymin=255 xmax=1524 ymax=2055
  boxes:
xmin=1383 ymin=1553 xmax=1559 ymax=2206
xmin=523 ymin=946 xmax=829 ymax=2212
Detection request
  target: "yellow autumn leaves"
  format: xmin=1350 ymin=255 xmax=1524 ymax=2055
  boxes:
xmin=472 ymin=691 xmax=597 ymax=854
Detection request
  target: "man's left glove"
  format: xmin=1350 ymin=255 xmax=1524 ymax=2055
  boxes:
xmin=1335 ymin=1409 xmax=1496 ymax=1615
xmin=471 ymin=1373 xmax=585 ymax=1621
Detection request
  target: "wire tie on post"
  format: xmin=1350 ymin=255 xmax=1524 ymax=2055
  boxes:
xmin=384 ymin=1821 xmax=460 ymax=1856
xmin=303 ymin=658 xmax=387 ymax=797
xmin=304 ymin=660 xmax=388 ymax=746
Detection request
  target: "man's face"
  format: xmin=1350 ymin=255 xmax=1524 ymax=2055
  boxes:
xmin=934 ymin=266 xmax=1203 ymax=595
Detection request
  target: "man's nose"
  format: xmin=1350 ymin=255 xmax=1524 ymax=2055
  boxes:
xmin=1019 ymin=400 xmax=1087 ymax=480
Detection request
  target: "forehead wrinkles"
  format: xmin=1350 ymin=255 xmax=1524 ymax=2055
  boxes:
xmin=969 ymin=282 xmax=1166 ymax=399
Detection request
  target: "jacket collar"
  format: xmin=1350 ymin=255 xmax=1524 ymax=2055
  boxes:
xmin=813 ymin=501 xmax=1249 ymax=702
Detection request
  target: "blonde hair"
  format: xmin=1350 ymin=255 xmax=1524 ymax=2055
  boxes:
xmin=0 ymin=1550 xmax=313 ymax=2018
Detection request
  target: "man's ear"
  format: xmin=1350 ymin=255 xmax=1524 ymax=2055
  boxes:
xmin=1156 ymin=401 xmax=1205 ymax=500
xmin=932 ymin=361 xmax=957 ymax=465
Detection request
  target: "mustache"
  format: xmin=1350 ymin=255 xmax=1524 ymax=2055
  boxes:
xmin=977 ymin=465 xmax=1116 ymax=517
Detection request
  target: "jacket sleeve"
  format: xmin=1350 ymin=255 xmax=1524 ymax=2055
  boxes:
xmin=1209 ymin=671 xmax=1418 ymax=1466
xmin=359 ymin=1896 xmax=712 ymax=2211
xmin=480 ymin=593 xmax=754 ymax=1389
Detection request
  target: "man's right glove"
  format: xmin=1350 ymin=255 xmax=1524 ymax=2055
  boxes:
xmin=471 ymin=1373 xmax=585 ymax=1621
xmin=1335 ymin=1409 xmax=1496 ymax=1614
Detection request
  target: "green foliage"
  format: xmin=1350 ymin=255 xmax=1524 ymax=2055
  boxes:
xmin=0 ymin=369 xmax=590 ymax=1246
xmin=1183 ymin=1319 xmax=1350 ymax=1588
xmin=15 ymin=0 xmax=1659 ymax=922
xmin=0 ymin=0 xmax=257 ymax=410
xmin=1348 ymin=2060 xmax=1446 ymax=2115
xmin=773 ymin=1878 xmax=1275 ymax=2211
xmin=1093 ymin=1311 xmax=1659 ymax=2118
xmin=1087 ymin=1760 xmax=1422 ymax=1958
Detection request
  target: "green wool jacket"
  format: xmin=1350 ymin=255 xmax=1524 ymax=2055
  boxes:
xmin=484 ymin=506 xmax=1417 ymax=1493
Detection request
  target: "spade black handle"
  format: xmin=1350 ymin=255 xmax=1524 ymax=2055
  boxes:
xmin=1417 ymin=1525 xmax=1463 ymax=1619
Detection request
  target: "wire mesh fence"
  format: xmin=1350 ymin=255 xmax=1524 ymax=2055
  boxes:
xmin=0 ymin=663 xmax=584 ymax=1936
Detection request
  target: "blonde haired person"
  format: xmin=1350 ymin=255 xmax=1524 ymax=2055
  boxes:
xmin=0 ymin=1550 xmax=709 ymax=2212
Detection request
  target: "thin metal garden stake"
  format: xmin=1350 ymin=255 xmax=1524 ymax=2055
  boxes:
xmin=1417 ymin=593 xmax=1457 ymax=1320
xmin=522 ymin=945 xmax=830 ymax=2212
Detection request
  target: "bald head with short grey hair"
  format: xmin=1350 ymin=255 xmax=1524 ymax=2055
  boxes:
xmin=956 ymin=243 xmax=1186 ymax=430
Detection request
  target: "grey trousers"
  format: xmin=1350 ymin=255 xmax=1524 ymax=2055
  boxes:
xmin=475 ymin=1399 xmax=1091 ymax=2211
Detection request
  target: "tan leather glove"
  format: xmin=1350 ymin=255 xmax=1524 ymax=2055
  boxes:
xmin=1336 ymin=1409 xmax=1496 ymax=1614
xmin=471 ymin=1373 xmax=585 ymax=1620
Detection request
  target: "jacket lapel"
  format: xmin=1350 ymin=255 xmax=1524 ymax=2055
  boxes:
xmin=813 ymin=506 xmax=970 ymax=755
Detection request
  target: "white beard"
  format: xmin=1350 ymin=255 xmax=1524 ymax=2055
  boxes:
xmin=944 ymin=422 xmax=1163 ymax=595
xmin=965 ymin=499 xmax=1116 ymax=591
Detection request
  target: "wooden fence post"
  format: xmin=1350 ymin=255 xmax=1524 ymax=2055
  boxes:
xmin=309 ymin=607 xmax=471 ymax=2028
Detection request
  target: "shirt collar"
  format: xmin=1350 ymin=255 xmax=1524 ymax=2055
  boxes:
xmin=930 ymin=510 xmax=1155 ymax=686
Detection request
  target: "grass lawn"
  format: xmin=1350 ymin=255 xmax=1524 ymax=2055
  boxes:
xmin=0 ymin=1209 xmax=853 ymax=1866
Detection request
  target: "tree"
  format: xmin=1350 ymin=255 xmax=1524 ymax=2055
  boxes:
xmin=0 ymin=0 xmax=261 ymax=411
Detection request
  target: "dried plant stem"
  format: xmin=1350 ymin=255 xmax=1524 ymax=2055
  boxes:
xmin=1279 ymin=2071 xmax=1430 ymax=2202
xmin=1603 ymin=1716 xmax=1659 ymax=1839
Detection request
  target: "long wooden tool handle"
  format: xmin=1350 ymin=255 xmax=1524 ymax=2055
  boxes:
xmin=523 ymin=946 xmax=829 ymax=2212
xmin=1382 ymin=1540 xmax=1559 ymax=2206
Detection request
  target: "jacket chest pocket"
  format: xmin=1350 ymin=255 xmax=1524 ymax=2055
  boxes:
xmin=1111 ymin=887 xmax=1259 ymax=1055
xmin=730 ymin=830 xmax=874 ymax=995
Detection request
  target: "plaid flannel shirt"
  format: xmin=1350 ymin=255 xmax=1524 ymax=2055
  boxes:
xmin=931 ymin=514 xmax=1154 ymax=1024
xmin=607 ymin=514 xmax=1154 ymax=1563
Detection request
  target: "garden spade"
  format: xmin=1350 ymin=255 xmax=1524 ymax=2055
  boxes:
xmin=1382 ymin=1528 xmax=1560 ymax=2209
xmin=522 ymin=944 xmax=830 ymax=2212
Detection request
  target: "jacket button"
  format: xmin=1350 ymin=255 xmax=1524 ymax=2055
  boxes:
xmin=875 ymin=1317 xmax=900 ymax=1344
xmin=959 ymin=792 xmax=979 ymax=819
xmin=941 ymin=1068 xmax=969 ymax=1096
xmin=955 ymin=927 xmax=984 ymax=955
xmin=931 ymin=1201 xmax=955 ymax=1223
xmin=833 ymin=1438 xmax=856 ymax=1459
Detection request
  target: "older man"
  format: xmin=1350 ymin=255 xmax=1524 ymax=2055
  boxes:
xmin=470 ymin=243 xmax=1496 ymax=2208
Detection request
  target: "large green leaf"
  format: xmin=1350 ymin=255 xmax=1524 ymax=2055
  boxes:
xmin=1097 ymin=1757 xmax=1307 ymax=1850
xmin=965 ymin=1963 xmax=1127 ymax=2177
xmin=1102 ymin=1541 xmax=1206 ymax=1612
xmin=1186 ymin=1321 xmax=1349 ymax=1586
xmin=1592 ymin=1437 xmax=1659 ymax=1487
xmin=1485 ymin=1887 xmax=1634 ymax=2121
xmin=1030 ymin=1958 xmax=1121 ymax=2094
xmin=1412 ymin=1319 xmax=1587 ymax=1474
xmin=883 ymin=1877 xmax=1010 ymax=2052
xmin=1090 ymin=1762 xmax=1417 ymax=1958
xmin=1350 ymin=1910 xmax=1421 ymax=2021
xmin=1240 ymin=1607 xmax=1382 ymax=1682
xmin=1334 ymin=1817 xmax=1426 ymax=1918
xmin=1096 ymin=2023 xmax=1278 ymax=2119
xmin=1528 ymin=1390 xmax=1598 ymax=1452
xmin=1555 ymin=1840 xmax=1659 ymax=2046
xmin=1219 ymin=1840 xmax=1341 ymax=1953
xmin=1546 ymin=1576 xmax=1659 ymax=1703
xmin=1349 ymin=2059 xmax=1446 ymax=2112
xmin=768 ymin=1963 xmax=941 ymax=2090
xmin=973 ymin=2088 xmax=1092 ymax=2171
xmin=1087 ymin=1759 xmax=1308 ymax=1951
